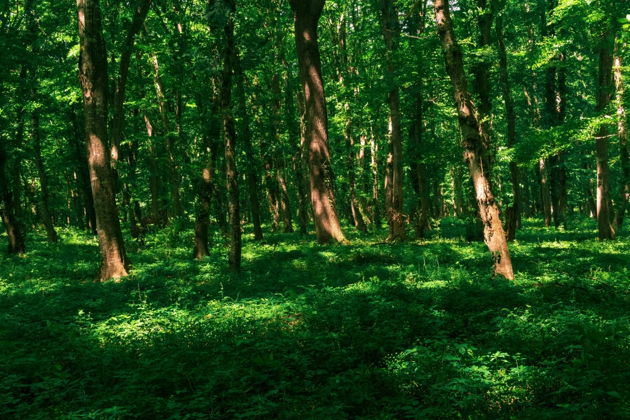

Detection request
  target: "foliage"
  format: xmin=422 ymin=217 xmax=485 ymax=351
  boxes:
xmin=1 ymin=220 xmax=629 ymax=418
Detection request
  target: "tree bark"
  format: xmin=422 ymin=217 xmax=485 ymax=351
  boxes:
xmin=219 ymin=0 xmax=241 ymax=270
xmin=31 ymin=111 xmax=58 ymax=242
xmin=434 ymin=0 xmax=513 ymax=279
xmin=378 ymin=0 xmax=405 ymax=240
xmin=77 ymin=0 xmax=129 ymax=280
xmin=595 ymin=32 xmax=615 ymax=240
xmin=289 ymin=0 xmax=346 ymax=243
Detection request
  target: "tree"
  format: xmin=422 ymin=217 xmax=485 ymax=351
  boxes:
xmin=434 ymin=0 xmax=514 ymax=279
xmin=288 ymin=0 xmax=346 ymax=244
xmin=77 ymin=0 xmax=129 ymax=280
xmin=377 ymin=0 xmax=405 ymax=240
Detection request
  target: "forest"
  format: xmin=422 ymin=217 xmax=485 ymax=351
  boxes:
xmin=1 ymin=0 xmax=629 ymax=417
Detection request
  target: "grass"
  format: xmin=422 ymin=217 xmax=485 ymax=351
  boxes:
xmin=1 ymin=218 xmax=629 ymax=419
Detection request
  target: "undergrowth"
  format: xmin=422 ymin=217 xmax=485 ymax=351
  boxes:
xmin=1 ymin=218 xmax=629 ymax=419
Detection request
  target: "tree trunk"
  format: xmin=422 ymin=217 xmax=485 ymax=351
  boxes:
xmin=434 ymin=0 xmax=513 ymax=279
xmin=234 ymin=53 xmax=264 ymax=240
xmin=472 ymin=0 xmax=493 ymax=159
xmin=109 ymin=0 xmax=152 ymax=169
xmin=378 ymin=0 xmax=405 ymax=240
xmin=337 ymin=14 xmax=366 ymax=233
xmin=0 ymin=142 xmax=26 ymax=254
xmin=69 ymin=105 xmax=97 ymax=234
xmin=287 ymin=65 xmax=309 ymax=235
xmin=77 ymin=0 xmax=129 ymax=281
xmin=289 ymin=0 xmax=346 ymax=243
xmin=269 ymin=74 xmax=294 ymax=233
xmin=496 ymin=14 xmax=520 ymax=241
xmin=151 ymin=53 xmax=183 ymax=220
xmin=31 ymin=111 xmax=58 ymax=242
xmin=219 ymin=0 xmax=241 ymax=270
xmin=539 ymin=158 xmax=553 ymax=226
xmin=614 ymin=43 xmax=629 ymax=229
xmin=595 ymin=32 xmax=615 ymax=240
xmin=370 ymin=129 xmax=381 ymax=228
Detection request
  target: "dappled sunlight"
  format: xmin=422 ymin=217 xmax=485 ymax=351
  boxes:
xmin=1 ymin=221 xmax=630 ymax=418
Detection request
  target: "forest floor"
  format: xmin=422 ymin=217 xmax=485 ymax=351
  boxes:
xmin=1 ymin=218 xmax=630 ymax=419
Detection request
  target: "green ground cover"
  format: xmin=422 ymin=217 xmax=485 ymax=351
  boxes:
xmin=1 ymin=219 xmax=629 ymax=419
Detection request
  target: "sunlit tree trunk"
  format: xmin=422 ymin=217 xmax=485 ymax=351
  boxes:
xmin=77 ymin=0 xmax=129 ymax=280
xmin=289 ymin=0 xmax=346 ymax=243
xmin=595 ymin=32 xmax=615 ymax=240
xmin=434 ymin=0 xmax=513 ymax=279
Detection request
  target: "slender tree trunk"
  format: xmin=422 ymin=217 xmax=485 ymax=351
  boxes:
xmin=219 ymin=0 xmax=241 ymax=270
xmin=293 ymin=92 xmax=309 ymax=235
xmin=337 ymin=14 xmax=366 ymax=232
xmin=410 ymin=98 xmax=431 ymax=238
xmin=434 ymin=0 xmax=513 ymax=279
xmin=77 ymin=0 xmax=129 ymax=280
xmin=595 ymin=32 xmax=615 ymax=240
xmin=614 ymin=44 xmax=629 ymax=229
xmin=69 ymin=106 xmax=97 ymax=234
xmin=370 ymin=129 xmax=381 ymax=228
xmin=287 ymin=65 xmax=309 ymax=235
xmin=472 ymin=0 xmax=493 ymax=160
xmin=289 ymin=0 xmax=346 ymax=243
xmin=539 ymin=158 xmax=553 ymax=226
xmin=451 ymin=166 xmax=465 ymax=217
xmin=378 ymin=0 xmax=405 ymax=240
xmin=0 ymin=142 xmax=26 ymax=254
xmin=270 ymin=74 xmax=294 ymax=233
xmin=31 ymin=111 xmax=58 ymax=242
xmin=496 ymin=14 xmax=520 ymax=241
xmin=109 ymin=0 xmax=152 ymax=169
xmin=151 ymin=53 xmax=183 ymax=219
xmin=234 ymin=53 xmax=264 ymax=240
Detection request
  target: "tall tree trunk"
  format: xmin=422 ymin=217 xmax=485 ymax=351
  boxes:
xmin=370 ymin=128 xmax=381 ymax=228
xmin=234 ymin=53 xmax=264 ymax=240
xmin=151 ymin=53 xmax=183 ymax=219
xmin=614 ymin=43 xmax=629 ymax=229
xmin=289 ymin=0 xmax=346 ymax=243
xmin=77 ymin=0 xmax=129 ymax=281
xmin=472 ymin=0 xmax=493 ymax=160
xmin=109 ymin=0 xmax=152 ymax=169
xmin=219 ymin=0 xmax=241 ymax=270
xmin=270 ymin=74 xmax=294 ymax=233
xmin=595 ymin=32 xmax=616 ymax=240
xmin=539 ymin=158 xmax=553 ymax=226
xmin=286 ymin=63 xmax=309 ymax=235
xmin=31 ymin=111 xmax=58 ymax=242
xmin=337 ymin=14 xmax=366 ymax=232
xmin=378 ymin=0 xmax=405 ymax=240
xmin=496 ymin=14 xmax=519 ymax=240
xmin=434 ymin=0 xmax=513 ymax=279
